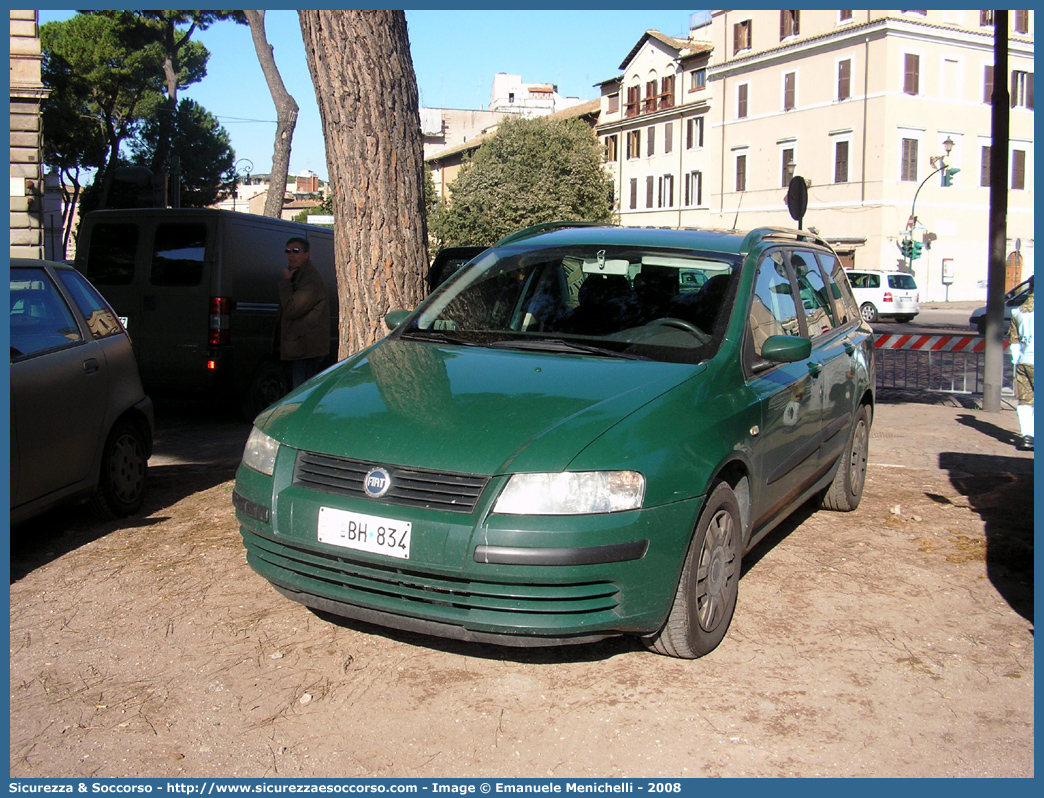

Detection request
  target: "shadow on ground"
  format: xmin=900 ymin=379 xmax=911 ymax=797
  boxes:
xmin=939 ymin=451 xmax=1034 ymax=625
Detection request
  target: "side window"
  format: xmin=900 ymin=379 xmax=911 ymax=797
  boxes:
xmin=10 ymin=268 xmax=84 ymax=358
xmin=818 ymin=251 xmax=860 ymax=325
xmin=748 ymin=251 xmax=800 ymax=359
xmin=150 ymin=223 xmax=207 ymax=286
xmin=84 ymin=223 xmax=139 ymax=285
xmin=791 ymin=250 xmax=835 ymax=338
xmin=868 ymin=274 xmax=880 ymax=289
xmin=57 ymin=269 xmax=124 ymax=340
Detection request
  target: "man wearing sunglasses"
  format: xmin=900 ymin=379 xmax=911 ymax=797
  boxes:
xmin=277 ymin=236 xmax=331 ymax=389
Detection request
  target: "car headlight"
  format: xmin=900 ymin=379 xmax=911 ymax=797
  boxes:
xmin=242 ymin=427 xmax=280 ymax=476
xmin=493 ymin=471 xmax=645 ymax=515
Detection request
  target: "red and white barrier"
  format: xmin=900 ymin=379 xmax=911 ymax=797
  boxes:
xmin=873 ymin=333 xmax=1008 ymax=352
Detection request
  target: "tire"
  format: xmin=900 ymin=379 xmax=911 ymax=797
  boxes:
xmin=90 ymin=418 xmax=148 ymax=519
xmin=859 ymin=303 xmax=878 ymax=323
xmin=644 ymin=481 xmax=742 ymax=659
xmin=241 ymin=360 xmax=290 ymax=421
xmin=975 ymin=319 xmax=986 ymax=336
xmin=820 ymin=404 xmax=871 ymax=512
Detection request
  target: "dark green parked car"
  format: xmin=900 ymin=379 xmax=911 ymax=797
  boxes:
xmin=233 ymin=224 xmax=874 ymax=658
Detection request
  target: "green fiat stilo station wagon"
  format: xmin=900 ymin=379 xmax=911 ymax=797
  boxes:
xmin=233 ymin=224 xmax=875 ymax=658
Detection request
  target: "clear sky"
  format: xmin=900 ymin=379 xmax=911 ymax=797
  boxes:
xmin=37 ymin=9 xmax=698 ymax=183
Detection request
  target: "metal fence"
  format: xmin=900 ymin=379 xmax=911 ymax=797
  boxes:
xmin=873 ymin=333 xmax=1015 ymax=397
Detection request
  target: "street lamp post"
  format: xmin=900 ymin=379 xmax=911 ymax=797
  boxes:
xmin=231 ymin=159 xmax=254 ymax=212
xmin=903 ymin=137 xmax=955 ymax=272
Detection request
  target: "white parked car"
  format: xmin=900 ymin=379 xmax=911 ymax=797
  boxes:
xmin=845 ymin=269 xmax=920 ymax=323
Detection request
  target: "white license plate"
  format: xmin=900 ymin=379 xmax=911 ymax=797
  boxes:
xmin=118 ymin=316 xmax=129 ymax=329
xmin=317 ymin=507 xmax=411 ymax=560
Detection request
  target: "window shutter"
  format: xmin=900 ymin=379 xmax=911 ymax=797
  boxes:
xmin=1028 ymin=73 xmax=1035 ymax=109
xmin=984 ymin=65 xmax=994 ymax=104
xmin=734 ymin=23 xmax=741 ymax=54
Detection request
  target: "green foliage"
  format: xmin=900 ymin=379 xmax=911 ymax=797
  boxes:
xmin=430 ymin=115 xmax=615 ymax=247
xmin=131 ymin=99 xmax=235 ymax=208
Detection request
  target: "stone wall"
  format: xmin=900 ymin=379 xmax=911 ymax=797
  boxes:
xmin=10 ymin=9 xmax=47 ymax=259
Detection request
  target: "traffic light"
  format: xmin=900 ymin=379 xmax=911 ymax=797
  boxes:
xmin=899 ymin=239 xmax=913 ymax=258
xmin=911 ymin=241 xmax=924 ymax=259
xmin=942 ymin=167 xmax=960 ymax=187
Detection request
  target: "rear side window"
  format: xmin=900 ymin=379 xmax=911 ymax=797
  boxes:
xmin=84 ymin=223 xmax=138 ymax=285
xmin=887 ymin=274 xmax=917 ymax=290
xmin=818 ymin=252 xmax=860 ymax=325
xmin=150 ymin=223 xmax=207 ymax=286
xmin=56 ymin=269 xmax=124 ymax=340
xmin=791 ymin=250 xmax=835 ymax=338
xmin=10 ymin=267 xmax=84 ymax=357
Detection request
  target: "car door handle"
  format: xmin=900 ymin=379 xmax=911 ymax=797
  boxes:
xmin=807 ymin=361 xmax=823 ymax=376
xmin=83 ymin=358 xmax=100 ymax=375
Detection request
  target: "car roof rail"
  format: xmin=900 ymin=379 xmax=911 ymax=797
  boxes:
xmin=742 ymin=226 xmax=832 ymax=252
xmin=494 ymin=220 xmax=610 ymax=247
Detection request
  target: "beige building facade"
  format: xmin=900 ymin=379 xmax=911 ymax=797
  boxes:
xmin=10 ymin=9 xmax=47 ymax=258
xmin=598 ymin=10 xmax=1034 ymax=302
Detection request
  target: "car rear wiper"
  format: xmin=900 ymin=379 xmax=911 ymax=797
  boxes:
xmin=486 ymin=337 xmax=651 ymax=360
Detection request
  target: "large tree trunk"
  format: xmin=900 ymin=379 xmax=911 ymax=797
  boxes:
xmin=298 ymin=10 xmax=429 ymax=358
xmin=245 ymin=10 xmax=298 ymax=219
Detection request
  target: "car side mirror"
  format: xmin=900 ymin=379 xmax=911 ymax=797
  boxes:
xmin=760 ymin=335 xmax=812 ymax=363
xmin=384 ymin=309 xmax=411 ymax=330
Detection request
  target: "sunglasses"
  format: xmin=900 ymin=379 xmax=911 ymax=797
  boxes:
xmin=284 ymin=248 xmax=302 ymax=254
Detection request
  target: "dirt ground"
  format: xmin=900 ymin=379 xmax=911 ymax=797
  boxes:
xmin=9 ymin=399 xmax=1034 ymax=778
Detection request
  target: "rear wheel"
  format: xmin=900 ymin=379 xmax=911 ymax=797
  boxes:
xmin=90 ymin=419 xmax=148 ymax=519
xmin=241 ymin=360 xmax=290 ymax=421
xmin=821 ymin=404 xmax=871 ymax=511
xmin=644 ymin=481 xmax=741 ymax=659
xmin=859 ymin=303 xmax=878 ymax=323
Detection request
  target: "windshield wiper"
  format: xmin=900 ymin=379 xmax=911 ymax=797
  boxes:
xmin=486 ymin=337 xmax=650 ymax=360
xmin=399 ymin=328 xmax=476 ymax=345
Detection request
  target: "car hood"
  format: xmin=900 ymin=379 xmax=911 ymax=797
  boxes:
xmin=258 ymin=340 xmax=701 ymax=475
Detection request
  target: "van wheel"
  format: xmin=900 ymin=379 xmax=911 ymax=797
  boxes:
xmin=90 ymin=419 xmax=148 ymax=519
xmin=644 ymin=482 xmax=741 ymax=659
xmin=859 ymin=303 xmax=878 ymax=323
xmin=241 ymin=360 xmax=290 ymax=420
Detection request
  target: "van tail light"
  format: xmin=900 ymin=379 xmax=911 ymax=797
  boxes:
xmin=883 ymin=291 xmax=893 ymax=304
xmin=209 ymin=296 xmax=231 ymax=345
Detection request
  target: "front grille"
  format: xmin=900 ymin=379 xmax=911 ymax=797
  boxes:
xmin=293 ymin=451 xmax=489 ymax=514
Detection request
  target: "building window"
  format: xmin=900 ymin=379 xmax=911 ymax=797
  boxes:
xmin=646 ymin=176 xmax=655 ymax=209
xmin=626 ymin=130 xmax=640 ymax=159
xmin=904 ymin=54 xmax=920 ymax=95
xmin=644 ymin=80 xmax=658 ymax=113
xmin=835 ymin=141 xmax=850 ymax=183
xmin=781 ymin=148 xmax=794 ymax=187
xmin=659 ymin=75 xmax=675 ymax=109
xmin=980 ymin=145 xmax=991 ymax=187
xmin=1012 ymin=149 xmax=1026 ymax=190
xmin=685 ymin=170 xmax=703 ymax=206
xmin=604 ymin=135 xmax=618 ymax=163
xmin=647 ymin=126 xmax=656 ymax=157
xmin=839 ymin=10 xmax=853 ymax=22
xmin=686 ymin=117 xmax=704 ymax=149
xmin=1014 ymin=10 xmax=1029 ymax=34
xmin=984 ymin=65 xmax=994 ymax=104
xmin=783 ymin=72 xmax=796 ymax=111
xmin=901 ymin=138 xmax=918 ymax=181
xmin=733 ymin=20 xmax=752 ymax=55
xmin=1011 ymin=71 xmax=1034 ymax=109
xmin=626 ymin=85 xmax=640 ymax=117
xmin=780 ymin=10 xmax=800 ymax=39
xmin=737 ymin=84 xmax=749 ymax=119
xmin=736 ymin=154 xmax=747 ymax=192
xmin=690 ymin=68 xmax=707 ymax=91
xmin=607 ymin=93 xmax=620 ymax=114
xmin=629 ymin=177 xmax=638 ymax=210
xmin=980 ymin=10 xmax=994 ymax=26
xmin=838 ymin=59 xmax=852 ymax=101
xmin=664 ymin=122 xmax=673 ymax=154
xmin=658 ymin=174 xmax=674 ymax=208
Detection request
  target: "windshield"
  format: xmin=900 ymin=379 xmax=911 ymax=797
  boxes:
xmin=398 ymin=245 xmax=740 ymax=364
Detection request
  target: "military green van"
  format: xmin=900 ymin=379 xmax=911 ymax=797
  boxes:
xmin=75 ymin=209 xmax=338 ymax=417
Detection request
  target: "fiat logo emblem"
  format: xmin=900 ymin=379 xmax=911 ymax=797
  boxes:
xmin=363 ymin=467 xmax=392 ymax=499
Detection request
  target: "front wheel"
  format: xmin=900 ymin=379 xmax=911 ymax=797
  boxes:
xmin=644 ymin=481 xmax=742 ymax=659
xmin=90 ymin=419 xmax=148 ymax=519
xmin=241 ymin=360 xmax=290 ymax=421
xmin=820 ymin=404 xmax=871 ymax=512
xmin=859 ymin=303 xmax=878 ymax=323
